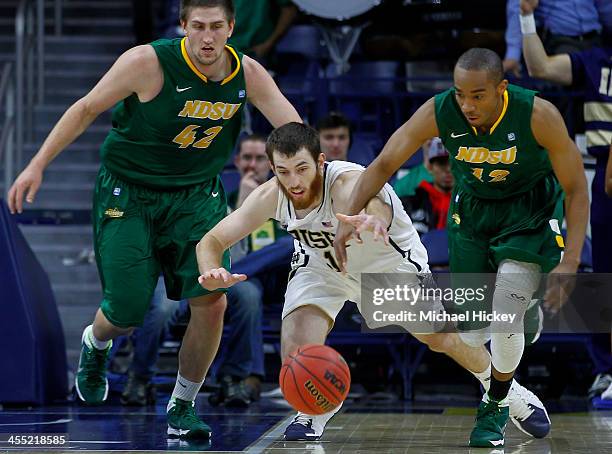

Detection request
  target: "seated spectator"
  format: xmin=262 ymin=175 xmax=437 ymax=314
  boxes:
xmin=503 ymin=0 xmax=603 ymax=77
xmin=209 ymin=134 xmax=288 ymax=407
xmin=393 ymin=140 xmax=435 ymax=198
xmin=399 ymin=138 xmax=453 ymax=236
xmin=316 ymin=112 xmax=351 ymax=162
xmin=230 ymin=134 xmax=272 ymax=214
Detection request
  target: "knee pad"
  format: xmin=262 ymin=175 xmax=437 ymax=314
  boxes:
xmin=496 ymin=259 xmax=541 ymax=296
xmin=494 ymin=259 xmax=541 ymax=324
xmin=489 ymin=260 xmax=539 ymax=373
xmin=491 ymin=331 xmax=525 ymax=373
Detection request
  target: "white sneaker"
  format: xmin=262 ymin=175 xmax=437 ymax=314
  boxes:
xmin=601 ymin=382 xmax=612 ymax=400
xmin=507 ymin=381 xmax=551 ymax=439
xmin=283 ymin=402 xmax=342 ymax=441
xmin=588 ymin=373 xmax=612 ymax=398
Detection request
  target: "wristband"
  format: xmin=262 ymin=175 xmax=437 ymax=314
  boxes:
xmin=520 ymin=13 xmax=537 ymax=34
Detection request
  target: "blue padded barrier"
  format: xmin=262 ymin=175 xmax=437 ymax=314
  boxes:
xmin=0 ymin=198 xmax=68 ymax=404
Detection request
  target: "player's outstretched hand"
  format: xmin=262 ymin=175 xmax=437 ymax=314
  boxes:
xmin=336 ymin=213 xmax=390 ymax=245
xmin=7 ymin=163 xmax=44 ymax=214
xmin=543 ymin=261 xmax=577 ymax=316
xmin=198 ymin=268 xmax=247 ymax=291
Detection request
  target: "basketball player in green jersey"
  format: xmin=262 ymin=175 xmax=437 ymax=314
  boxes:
xmin=335 ymin=48 xmax=588 ymax=448
xmin=7 ymin=0 xmax=301 ymax=440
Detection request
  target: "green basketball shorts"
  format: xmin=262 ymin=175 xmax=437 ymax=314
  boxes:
xmin=92 ymin=166 xmax=230 ymax=328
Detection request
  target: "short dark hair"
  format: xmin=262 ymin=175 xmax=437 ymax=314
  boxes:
xmin=237 ymin=133 xmax=266 ymax=153
xmin=455 ymin=48 xmax=504 ymax=84
xmin=316 ymin=111 xmax=353 ymax=149
xmin=180 ymin=0 xmax=235 ymax=23
xmin=316 ymin=111 xmax=352 ymax=133
xmin=266 ymin=122 xmax=321 ymax=164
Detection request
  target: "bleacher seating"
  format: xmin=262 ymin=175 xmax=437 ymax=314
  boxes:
xmin=276 ymin=24 xmax=324 ymax=60
xmin=325 ymin=61 xmax=403 ymax=138
xmin=275 ymin=25 xmax=325 ymax=122
xmin=220 ymin=169 xmax=241 ymax=196
xmin=347 ymin=133 xmax=381 ymax=167
xmin=421 ymin=228 xmax=449 ymax=269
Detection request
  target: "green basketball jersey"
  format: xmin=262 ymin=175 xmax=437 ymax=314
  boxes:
xmin=434 ymin=84 xmax=555 ymax=200
xmin=100 ymin=38 xmax=246 ymax=189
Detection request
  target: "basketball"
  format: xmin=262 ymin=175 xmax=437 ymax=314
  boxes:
xmin=279 ymin=344 xmax=351 ymax=415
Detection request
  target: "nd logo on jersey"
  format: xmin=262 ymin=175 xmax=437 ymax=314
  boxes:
xmin=455 ymin=146 xmax=517 ymax=183
xmin=178 ymin=100 xmax=242 ymax=120
xmin=455 ymin=146 xmax=517 ymax=164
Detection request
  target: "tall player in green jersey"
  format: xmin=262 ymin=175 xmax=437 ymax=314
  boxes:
xmin=335 ymin=48 xmax=588 ymax=448
xmin=8 ymin=0 xmax=301 ymax=440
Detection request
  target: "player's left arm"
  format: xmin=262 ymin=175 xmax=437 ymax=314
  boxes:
xmin=333 ymin=170 xmax=392 ymax=244
xmin=531 ymin=97 xmax=589 ymax=270
xmin=606 ymin=144 xmax=612 ymax=197
xmin=243 ymin=55 xmax=302 ymax=127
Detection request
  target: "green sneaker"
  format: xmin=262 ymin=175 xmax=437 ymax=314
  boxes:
xmin=167 ymin=398 xmax=212 ymax=439
xmin=469 ymin=395 xmax=509 ymax=448
xmin=75 ymin=329 xmax=112 ymax=405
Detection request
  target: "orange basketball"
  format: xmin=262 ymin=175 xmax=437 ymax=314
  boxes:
xmin=279 ymin=344 xmax=351 ymax=415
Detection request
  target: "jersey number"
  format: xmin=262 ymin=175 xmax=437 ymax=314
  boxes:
xmin=324 ymin=250 xmax=341 ymax=272
xmin=172 ymin=125 xmax=223 ymax=149
xmin=472 ymin=168 xmax=510 ymax=183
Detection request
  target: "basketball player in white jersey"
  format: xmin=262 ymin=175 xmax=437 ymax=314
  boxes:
xmin=196 ymin=122 xmax=549 ymax=441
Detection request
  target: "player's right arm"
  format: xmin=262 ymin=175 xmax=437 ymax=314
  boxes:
xmin=7 ymin=45 xmax=162 ymax=214
xmin=196 ymin=178 xmax=279 ymax=290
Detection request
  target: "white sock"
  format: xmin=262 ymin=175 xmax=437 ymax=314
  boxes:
xmin=83 ymin=324 xmax=110 ymax=350
xmin=304 ymin=401 xmax=343 ymax=421
xmin=472 ymin=362 xmax=492 ymax=392
xmin=168 ymin=372 xmax=204 ymax=410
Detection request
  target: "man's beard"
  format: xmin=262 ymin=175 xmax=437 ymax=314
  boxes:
xmin=279 ymin=169 xmax=323 ymax=210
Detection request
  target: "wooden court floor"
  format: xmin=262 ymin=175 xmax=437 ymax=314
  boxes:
xmin=1 ymin=398 xmax=610 ymax=453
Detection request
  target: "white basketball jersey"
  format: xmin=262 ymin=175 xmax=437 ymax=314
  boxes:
xmin=274 ymin=160 xmax=429 ymax=274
